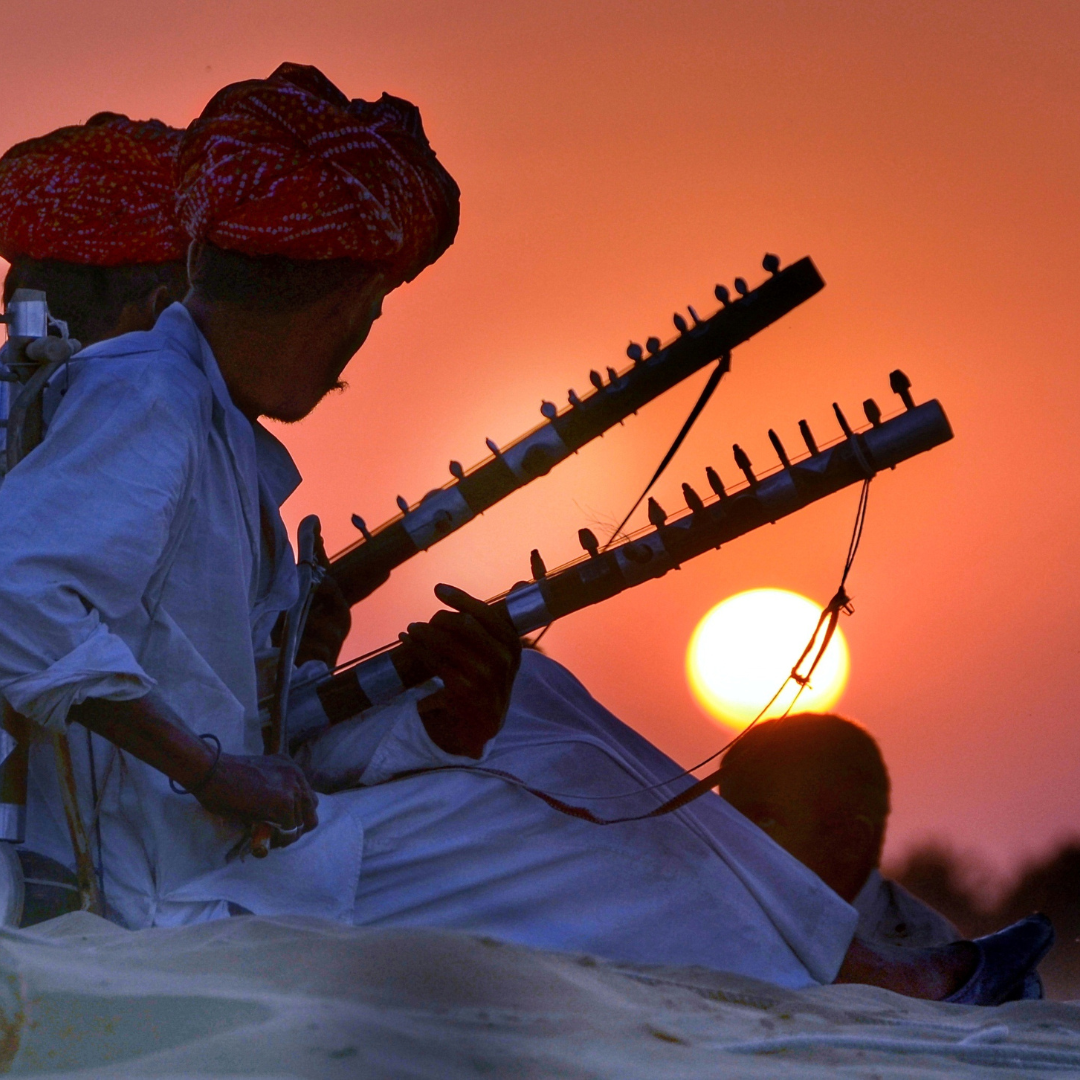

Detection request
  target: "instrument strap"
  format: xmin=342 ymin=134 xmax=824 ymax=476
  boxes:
xmin=605 ymin=352 xmax=730 ymax=548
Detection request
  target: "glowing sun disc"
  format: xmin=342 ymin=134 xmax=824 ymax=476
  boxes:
xmin=686 ymin=588 xmax=850 ymax=728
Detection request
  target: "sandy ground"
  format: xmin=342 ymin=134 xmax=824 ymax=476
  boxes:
xmin=0 ymin=913 xmax=1076 ymax=1078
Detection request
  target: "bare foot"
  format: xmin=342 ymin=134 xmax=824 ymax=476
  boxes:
xmin=835 ymin=937 xmax=979 ymax=1000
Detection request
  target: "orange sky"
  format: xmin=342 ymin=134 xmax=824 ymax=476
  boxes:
xmin=3 ymin=0 xmax=1077 ymax=877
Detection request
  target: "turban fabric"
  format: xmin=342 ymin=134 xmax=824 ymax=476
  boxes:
xmin=176 ymin=63 xmax=460 ymax=281
xmin=0 ymin=113 xmax=186 ymax=266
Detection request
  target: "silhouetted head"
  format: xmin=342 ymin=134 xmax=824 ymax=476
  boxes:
xmin=718 ymin=713 xmax=891 ymax=901
xmin=175 ymin=62 xmax=459 ymax=422
xmin=0 ymin=111 xmax=190 ymax=345
xmin=2 ymin=258 xmax=187 ymax=346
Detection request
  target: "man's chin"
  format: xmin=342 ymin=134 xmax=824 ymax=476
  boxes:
xmin=261 ymin=383 xmax=346 ymax=424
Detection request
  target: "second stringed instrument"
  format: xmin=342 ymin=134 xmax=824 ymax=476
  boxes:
xmin=287 ymin=370 xmax=952 ymax=742
xmin=330 ymin=254 xmax=825 ymax=604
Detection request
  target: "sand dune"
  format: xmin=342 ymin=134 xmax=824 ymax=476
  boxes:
xmin=0 ymin=912 xmax=1075 ymax=1077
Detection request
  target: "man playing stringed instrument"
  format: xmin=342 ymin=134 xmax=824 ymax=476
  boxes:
xmin=0 ymin=64 xmax=1048 ymax=1002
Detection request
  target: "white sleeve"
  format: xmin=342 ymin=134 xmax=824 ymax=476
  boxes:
xmin=297 ymin=682 xmax=491 ymax=793
xmin=0 ymin=356 xmax=202 ymax=730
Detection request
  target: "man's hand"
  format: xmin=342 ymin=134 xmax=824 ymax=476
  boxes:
xmin=70 ymin=693 xmax=319 ymax=849
xmin=397 ymin=584 xmax=522 ymax=758
xmin=296 ymin=574 xmax=352 ymax=668
xmin=197 ymin=753 xmax=319 ymax=848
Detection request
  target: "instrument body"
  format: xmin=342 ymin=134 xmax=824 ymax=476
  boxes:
xmin=330 ymin=257 xmax=825 ymax=605
xmin=291 ymin=390 xmax=953 ymax=740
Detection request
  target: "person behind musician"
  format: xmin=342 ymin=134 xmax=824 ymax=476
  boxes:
xmin=717 ymin=713 xmax=960 ymax=948
xmin=0 ymin=65 xmax=1049 ymax=1002
xmin=0 ymin=113 xmax=188 ymax=347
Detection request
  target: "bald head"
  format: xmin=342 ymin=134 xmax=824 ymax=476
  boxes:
xmin=718 ymin=713 xmax=890 ymax=902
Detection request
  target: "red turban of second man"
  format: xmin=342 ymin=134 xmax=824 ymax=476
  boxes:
xmin=0 ymin=113 xmax=186 ymax=266
xmin=176 ymin=63 xmax=460 ymax=281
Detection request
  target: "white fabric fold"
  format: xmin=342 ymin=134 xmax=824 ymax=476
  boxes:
xmin=2 ymin=619 xmax=153 ymax=731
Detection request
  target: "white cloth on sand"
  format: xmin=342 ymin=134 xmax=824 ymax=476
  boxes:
xmin=853 ymin=869 xmax=960 ymax=949
xmin=0 ymin=303 xmax=854 ymax=987
xmin=307 ymin=651 xmax=858 ymax=986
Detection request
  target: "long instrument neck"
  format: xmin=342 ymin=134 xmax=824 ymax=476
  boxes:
xmin=314 ymin=394 xmax=952 ymax=725
xmin=329 ymin=256 xmax=825 ymax=605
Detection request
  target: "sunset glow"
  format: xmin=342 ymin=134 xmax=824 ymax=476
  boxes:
xmin=0 ymin=0 xmax=1075 ymax=869
xmin=686 ymin=589 xmax=850 ymax=728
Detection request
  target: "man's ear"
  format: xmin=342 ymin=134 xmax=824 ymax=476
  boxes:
xmin=149 ymin=284 xmax=175 ymax=320
xmin=186 ymin=239 xmax=203 ymax=290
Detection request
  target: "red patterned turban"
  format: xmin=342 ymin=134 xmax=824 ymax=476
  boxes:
xmin=176 ymin=63 xmax=460 ymax=281
xmin=0 ymin=113 xmax=186 ymax=266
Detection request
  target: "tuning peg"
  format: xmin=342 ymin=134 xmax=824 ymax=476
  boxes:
xmin=646 ymin=336 xmax=661 ymax=355
xmin=647 ymin=497 xmax=667 ymax=528
xmin=589 ymin=370 xmax=604 ymax=390
xmin=530 ymin=549 xmax=547 ymax=579
xmin=627 ymin=342 xmax=644 ymax=363
xmin=540 ymin=401 xmax=557 ymax=420
xmin=733 ymin=444 xmax=756 ymax=486
xmin=863 ymin=398 xmax=882 ymax=427
xmin=606 ymin=366 xmax=620 ymax=385
xmin=705 ymin=465 xmax=727 ymax=499
xmin=890 ymin=369 xmax=916 ymax=410
xmin=768 ymin=429 xmax=792 ymax=469
xmin=396 ymin=495 xmax=409 ymax=513
xmin=350 ymin=514 xmax=372 ymax=541
xmin=568 ymin=389 xmax=582 ymax=407
xmin=832 ymin=403 xmax=854 ymax=438
xmin=449 ymin=460 xmax=465 ymax=480
xmin=762 ymin=253 xmax=781 ymax=274
xmin=798 ymin=419 xmax=819 ymax=456
xmin=734 ymin=277 xmax=749 ymax=296
xmin=673 ymin=312 xmax=688 ymax=333
xmin=578 ymin=528 xmax=600 ymax=558
xmin=682 ymin=482 xmax=705 ymax=515
xmin=688 ymin=305 xmax=702 ymax=326
xmin=714 ymin=284 xmax=730 ymax=305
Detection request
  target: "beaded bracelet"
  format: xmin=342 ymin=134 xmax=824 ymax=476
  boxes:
xmin=169 ymin=733 xmax=222 ymax=796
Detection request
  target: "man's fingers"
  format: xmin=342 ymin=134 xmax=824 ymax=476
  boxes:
xmin=405 ymin=618 xmax=494 ymax=667
xmin=400 ymin=633 xmax=487 ymax=689
xmin=427 ymin=610 xmax=514 ymax=664
xmin=433 ymin=584 xmax=520 ymax=650
xmin=402 ymin=621 xmax=509 ymax=682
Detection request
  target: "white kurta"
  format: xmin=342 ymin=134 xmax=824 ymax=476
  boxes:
xmin=0 ymin=304 xmax=456 ymax=928
xmin=306 ymin=651 xmax=859 ymax=987
xmin=0 ymin=304 xmax=857 ymax=988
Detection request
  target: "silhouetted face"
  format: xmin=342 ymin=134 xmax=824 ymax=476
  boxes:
xmin=244 ymin=276 xmax=390 ymax=423
xmin=720 ymin=766 xmax=883 ymax=902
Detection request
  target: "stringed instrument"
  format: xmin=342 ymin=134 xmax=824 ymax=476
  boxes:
xmin=329 ymin=254 xmax=825 ymax=605
xmin=289 ymin=370 xmax=953 ymax=742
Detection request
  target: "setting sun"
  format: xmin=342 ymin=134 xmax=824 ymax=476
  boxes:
xmin=686 ymin=589 xmax=850 ymax=729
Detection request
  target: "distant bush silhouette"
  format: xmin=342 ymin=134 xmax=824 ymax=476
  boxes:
xmin=889 ymin=840 xmax=1080 ymax=1001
